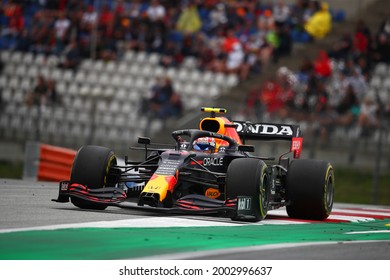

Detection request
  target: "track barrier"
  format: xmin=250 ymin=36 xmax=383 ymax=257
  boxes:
xmin=23 ymin=142 xmax=76 ymax=181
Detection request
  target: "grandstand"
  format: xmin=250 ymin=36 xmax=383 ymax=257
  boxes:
xmin=0 ymin=0 xmax=389 ymax=169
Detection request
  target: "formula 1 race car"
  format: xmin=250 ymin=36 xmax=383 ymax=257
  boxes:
xmin=53 ymin=107 xmax=334 ymax=222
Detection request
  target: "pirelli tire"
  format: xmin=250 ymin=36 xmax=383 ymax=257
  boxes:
xmin=70 ymin=145 xmax=117 ymax=210
xmin=226 ymin=158 xmax=270 ymax=222
xmin=286 ymin=159 xmax=334 ymax=220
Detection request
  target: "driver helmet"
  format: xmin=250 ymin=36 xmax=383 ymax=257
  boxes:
xmin=193 ymin=137 xmax=216 ymax=152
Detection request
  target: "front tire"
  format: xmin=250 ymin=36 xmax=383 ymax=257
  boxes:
xmin=286 ymin=159 xmax=334 ymax=220
xmin=226 ymin=158 xmax=270 ymax=222
xmin=70 ymin=145 xmax=117 ymax=210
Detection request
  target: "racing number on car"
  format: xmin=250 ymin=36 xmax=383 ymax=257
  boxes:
xmin=237 ymin=197 xmax=252 ymax=210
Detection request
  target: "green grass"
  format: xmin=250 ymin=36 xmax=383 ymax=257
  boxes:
xmin=0 ymin=162 xmax=389 ymax=205
xmin=0 ymin=161 xmax=23 ymax=179
xmin=334 ymin=167 xmax=390 ymax=206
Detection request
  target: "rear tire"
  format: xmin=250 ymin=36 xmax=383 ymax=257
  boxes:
xmin=286 ymin=159 xmax=334 ymax=220
xmin=70 ymin=145 xmax=117 ymax=210
xmin=226 ymin=158 xmax=269 ymax=221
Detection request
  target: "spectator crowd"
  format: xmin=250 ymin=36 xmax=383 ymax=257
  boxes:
xmin=0 ymin=0 xmax=389 ymax=149
xmin=0 ymin=0 xmax=343 ymax=126
xmin=1 ymin=0 xmax=338 ymax=80
xmin=245 ymin=14 xmax=390 ymax=144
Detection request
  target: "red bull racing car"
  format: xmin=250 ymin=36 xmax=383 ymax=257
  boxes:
xmin=53 ymin=107 xmax=334 ymax=222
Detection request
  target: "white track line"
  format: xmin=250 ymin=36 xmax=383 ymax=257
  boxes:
xmin=1 ymin=207 xmax=389 ymax=234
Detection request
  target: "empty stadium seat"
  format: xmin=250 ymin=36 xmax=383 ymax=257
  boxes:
xmin=182 ymin=56 xmax=197 ymax=69
xmin=98 ymin=73 xmax=112 ymax=86
xmin=91 ymin=85 xmax=103 ymax=97
xmin=369 ymin=76 xmax=382 ymax=89
xmin=10 ymin=51 xmax=23 ymax=64
xmin=0 ymin=75 xmax=8 ymax=87
xmin=140 ymin=64 xmax=153 ymax=77
xmin=111 ymin=74 xmax=123 ymax=88
xmin=3 ymin=64 xmax=15 ymax=75
xmin=79 ymin=84 xmax=91 ymax=96
xmin=148 ymin=53 xmax=161 ymax=65
xmin=383 ymin=77 xmax=390 ymax=90
xmin=86 ymin=72 xmax=99 ymax=85
xmin=374 ymin=63 xmax=388 ymax=77
xmin=15 ymin=64 xmax=27 ymax=77
xmin=124 ymin=50 xmax=136 ymax=62
xmin=93 ymin=60 xmax=105 ymax=72
xmin=80 ymin=59 xmax=93 ymax=70
xmin=105 ymin=60 xmax=117 ymax=73
xmin=117 ymin=62 xmax=129 ymax=74
xmin=62 ymin=69 xmax=74 ymax=82
xmin=22 ymin=52 xmax=34 ymax=65
xmin=135 ymin=51 xmax=147 ymax=63
xmin=34 ymin=53 xmax=46 ymax=65
xmin=0 ymin=50 xmax=11 ymax=62
xmin=50 ymin=68 xmax=63 ymax=81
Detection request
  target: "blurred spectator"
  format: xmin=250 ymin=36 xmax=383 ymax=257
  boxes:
xmin=160 ymin=41 xmax=182 ymax=67
xmin=372 ymin=32 xmax=390 ymax=63
xmin=273 ymin=0 xmax=291 ymax=28
xmin=146 ymin=76 xmax=182 ymax=120
xmin=45 ymin=79 xmax=60 ymax=106
xmin=54 ymin=12 xmax=71 ymax=54
xmin=356 ymin=55 xmax=371 ymax=80
xmin=259 ymin=76 xmax=284 ymax=119
xmin=29 ymin=10 xmax=56 ymax=54
xmin=197 ymin=45 xmax=216 ymax=71
xmin=313 ymin=50 xmax=332 ymax=78
xmin=316 ymin=84 xmax=358 ymax=141
xmin=166 ymin=91 xmax=183 ymax=119
xmin=176 ymin=3 xmax=202 ymax=34
xmin=303 ymin=0 xmax=319 ymax=23
xmin=290 ymin=0 xmax=309 ymax=31
xmin=81 ymin=5 xmax=98 ymax=32
xmin=296 ymin=56 xmax=314 ymax=83
xmin=244 ymin=34 xmax=263 ymax=74
xmin=99 ymin=4 xmax=114 ymax=30
xmin=275 ymin=66 xmax=297 ymax=117
xmin=15 ymin=28 xmax=32 ymax=52
xmin=328 ymin=30 xmax=353 ymax=60
xmin=1 ymin=3 xmax=24 ymax=37
xmin=353 ymin=20 xmax=371 ymax=56
xmin=357 ymin=95 xmax=378 ymax=136
xmin=378 ymin=13 xmax=390 ymax=37
xmin=59 ymin=40 xmax=80 ymax=69
xmin=304 ymin=1 xmax=331 ymax=40
xmin=146 ymin=0 xmax=166 ymax=23
xmin=335 ymin=84 xmax=360 ymax=127
xmin=225 ymin=42 xmax=249 ymax=80
xmin=346 ymin=67 xmax=368 ymax=102
xmin=246 ymin=85 xmax=264 ymax=121
xmin=128 ymin=0 xmax=144 ymax=19
xmin=273 ymin=24 xmax=292 ymax=62
xmin=1 ymin=0 xmax=340 ymax=81
xmin=99 ymin=23 xmax=118 ymax=60
xmin=25 ymin=75 xmax=47 ymax=107
xmin=207 ymin=3 xmax=228 ymax=33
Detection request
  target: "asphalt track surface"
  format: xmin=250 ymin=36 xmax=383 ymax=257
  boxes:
xmin=0 ymin=178 xmax=389 ymax=260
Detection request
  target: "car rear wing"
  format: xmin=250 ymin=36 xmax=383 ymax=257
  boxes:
xmin=232 ymin=121 xmax=303 ymax=158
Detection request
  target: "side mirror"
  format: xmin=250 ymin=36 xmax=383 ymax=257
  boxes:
xmin=138 ymin=137 xmax=151 ymax=145
xmin=238 ymin=145 xmax=255 ymax=153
